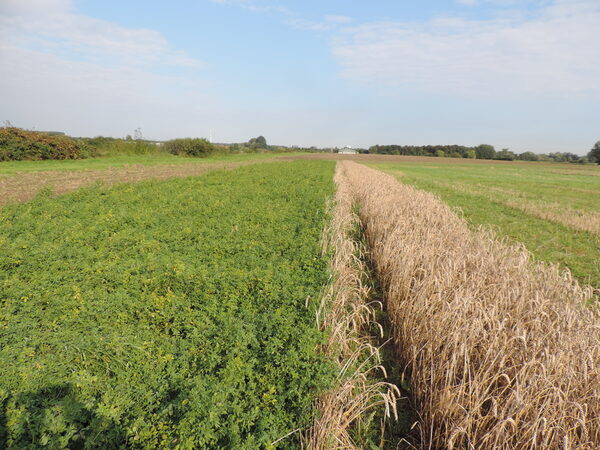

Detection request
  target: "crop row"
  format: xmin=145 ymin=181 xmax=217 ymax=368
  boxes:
xmin=0 ymin=161 xmax=335 ymax=448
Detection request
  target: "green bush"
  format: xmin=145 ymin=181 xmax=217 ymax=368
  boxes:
xmin=0 ymin=128 xmax=83 ymax=161
xmin=78 ymin=137 xmax=164 ymax=157
xmin=0 ymin=161 xmax=336 ymax=448
xmin=163 ymin=138 xmax=217 ymax=157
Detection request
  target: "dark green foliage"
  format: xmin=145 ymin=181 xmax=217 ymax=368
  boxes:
xmin=587 ymin=141 xmax=600 ymax=164
xmin=495 ymin=148 xmax=517 ymax=161
xmin=248 ymin=136 xmax=268 ymax=149
xmin=0 ymin=161 xmax=336 ymax=448
xmin=369 ymin=144 xmax=498 ymax=160
xmin=476 ymin=144 xmax=496 ymax=160
xmin=163 ymin=138 xmax=217 ymax=157
xmin=368 ymin=144 xmax=588 ymax=163
xmin=545 ymin=152 xmax=582 ymax=163
xmin=0 ymin=127 xmax=83 ymax=161
xmin=78 ymin=136 xmax=163 ymax=157
xmin=518 ymin=151 xmax=539 ymax=161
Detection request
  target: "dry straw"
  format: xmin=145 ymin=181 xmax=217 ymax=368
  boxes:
xmin=337 ymin=161 xmax=600 ymax=449
xmin=304 ymin=167 xmax=399 ymax=449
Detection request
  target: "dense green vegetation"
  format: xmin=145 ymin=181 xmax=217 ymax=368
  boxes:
xmin=0 ymin=161 xmax=336 ymax=448
xmin=0 ymin=128 xmax=84 ymax=161
xmin=78 ymin=136 xmax=164 ymax=157
xmin=369 ymin=143 xmax=592 ymax=163
xmin=163 ymin=138 xmax=216 ymax=157
xmin=373 ymin=161 xmax=600 ymax=288
xmin=590 ymin=140 xmax=600 ymax=164
xmin=0 ymin=128 xmax=285 ymax=163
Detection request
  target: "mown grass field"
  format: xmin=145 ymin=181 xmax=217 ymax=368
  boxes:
xmin=0 ymin=161 xmax=335 ymax=448
xmin=370 ymin=159 xmax=600 ymax=288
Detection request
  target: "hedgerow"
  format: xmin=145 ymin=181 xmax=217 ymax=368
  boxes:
xmin=0 ymin=161 xmax=335 ymax=448
xmin=0 ymin=127 xmax=83 ymax=161
xmin=163 ymin=138 xmax=217 ymax=157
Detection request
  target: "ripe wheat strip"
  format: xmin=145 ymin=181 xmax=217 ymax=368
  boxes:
xmin=337 ymin=161 xmax=600 ymax=449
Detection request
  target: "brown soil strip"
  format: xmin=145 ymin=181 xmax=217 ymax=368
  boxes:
xmin=0 ymin=160 xmax=265 ymax=206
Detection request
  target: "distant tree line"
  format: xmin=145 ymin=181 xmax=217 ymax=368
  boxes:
xmin=3 ymin=125 xmax=599 ymax=164
xmin=369 ymin=143 xmax=600 ymax=164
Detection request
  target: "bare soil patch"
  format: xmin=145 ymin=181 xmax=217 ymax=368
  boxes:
xmin=0 ymin=160 xmax=262 ymax=206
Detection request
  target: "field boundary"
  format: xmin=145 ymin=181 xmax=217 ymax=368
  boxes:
xmin=305 ymin=165 xmax=399 ymax=448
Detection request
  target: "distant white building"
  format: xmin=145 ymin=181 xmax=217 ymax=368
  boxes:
xmin=339 ymin=146 xmax=358 ymax=155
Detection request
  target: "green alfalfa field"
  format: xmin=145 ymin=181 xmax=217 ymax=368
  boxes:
xmin=0 ymin=161 xmax=337 ymax=448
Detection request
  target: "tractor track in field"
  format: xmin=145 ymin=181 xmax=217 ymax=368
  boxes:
xmin=0 ymin=159 xmax=274 ymax=206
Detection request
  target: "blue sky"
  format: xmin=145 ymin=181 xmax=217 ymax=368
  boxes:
xmin=1 ymin=0 xmax=598 ymax=153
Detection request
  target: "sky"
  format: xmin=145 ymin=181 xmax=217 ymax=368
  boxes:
xmin=0 ymin=0 xmax=599 ymax=154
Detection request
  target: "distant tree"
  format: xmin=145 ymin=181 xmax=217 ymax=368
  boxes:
xmin=563 ymin=152 xmax=582 ymax=163
xmin=588 ymin=141 xmax=600 ymax=164
xmin=466 ymin=149 xmax=476 ymax=159
xmin=248 ymin=136 xmax=268 ymax=149
xmin=164 ymin=138 xmax=216 ymax=157
xmin=476 ymin=144 xmax=496 ymax=160
xmin=495 ymin=149 xmax=517 ymax=161
xmin=435 ymin=149 xmax=445 ymax=158
xmin=547 ymin=152 xmax=582 ymax=163
xmin=518 ymin=151 xmax=539 ymax=161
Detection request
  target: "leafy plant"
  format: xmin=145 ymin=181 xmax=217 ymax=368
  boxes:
xmin=0 ymin=127 xmax=83 ymax=161
xmin=163 ymin=138 xmax=217 ymax=157
xmin=0 ymin=161 xmax=336 ymax=448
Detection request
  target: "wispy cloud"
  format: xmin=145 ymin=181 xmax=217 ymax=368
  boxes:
xmin=285 ymin=16 xmax=352 ymax=32
xmin=208 ymin=0 xmax=293 ymax=15
xmin=209 ymin=0 xmax=352 ymax=32
xmin=324 ymin=15 xmax=353 ymax=24
xmin=0 ymin=0 xmax=210 ymax=137
xmin=0 ymin=0 xmax=202 ymax=68
xmin=332 ymin=0 xmax=600 ymax=99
